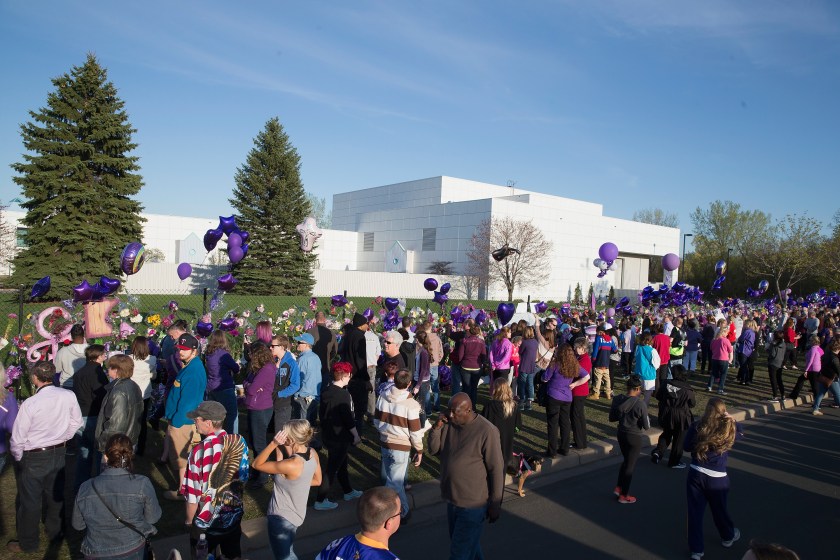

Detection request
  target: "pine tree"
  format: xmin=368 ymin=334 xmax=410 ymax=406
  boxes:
xmin=573 ymin=283 xmax=582 ymax=305
xmin=229 ymin=118 xmax=313 ymax=295
xmin=11 ymin=54 xmax=144 ymax=295
xmin=608 ymin=286 xmax=616 ymax=305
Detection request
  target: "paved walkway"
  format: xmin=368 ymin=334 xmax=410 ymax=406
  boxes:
xmin=153 ymin=396 xmax=839 ymax=559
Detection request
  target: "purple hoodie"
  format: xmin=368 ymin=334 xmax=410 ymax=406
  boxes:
xmin=490 ymin=337 xmax=512 ymax=370
xmin=245 ymin=362 xmax=276 ymax=411
xmin=0 ymin=391 xmax=20 ymax=454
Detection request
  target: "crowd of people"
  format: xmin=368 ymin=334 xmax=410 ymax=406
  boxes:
xmin=0 ymin=300 xmax=830 ymax=559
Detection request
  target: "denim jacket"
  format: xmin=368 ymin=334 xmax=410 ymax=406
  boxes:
xmin=72 ymin=468 xmax=161 ymax=557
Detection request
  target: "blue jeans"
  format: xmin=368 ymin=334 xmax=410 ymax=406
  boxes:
xmin=209 ymin=388 xmax=239 ymax=434
xmin=292 ymin=395 xmax=319 ymax=424
xmin=248 ymin=407 xmax=273 ymax=482
xmin=451 ymin=363 xmax=463 ymax=395
xmin=447 ymin=503 xmax=487 ymax=560
xmin=517 ymin=372 xmax=535 ymax=401
xmin=267 ymin=514 xmax=298 ymax=560
xmin=427 ymin=366 xmax=440 ymax=414
xmin=459 ymin=368 xmax=480 ymax=405
xmin=381 ymin=448 xmax=410 ymax=516
xmin=708 ymin=360 xmax=729 ymax=392
xmin=813 ymin=380 xmax=840 ymax=410
xmin=684 ymin=350 xmax=698 ymax=372
xmin=417 ymin=381 xmax=431 ymax=425
xmin=75 ymin=415 xmax=102 ymax=492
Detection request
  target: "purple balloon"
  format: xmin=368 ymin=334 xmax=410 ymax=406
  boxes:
xmin=497 ymin=303 xmax=515 ymax=326
xmin=195 ymin=322 xmax=214 ymax=337
xmin=90 ymin=282 xmax=110 ymax=301
xmin=598 ymin=242 xmax=619 ymax=263
xmin=219 ymin=215 xmax=238 ymax=235
xmin=423 ymin=278 xmax=438 ymax=291
xmin=475 ymin=310 xmax=488 ymax=324
xmin=715 ymin=260 xmax=727 ymax=276
xmin=363 ymin=308 xmax=374 ymax=321
xmin=606 ymin=307 xmax=615 ymax=317
xmin=204 ymin=228 xmax=223 ymax=252
xmin=228 ymin=246 xmax=244 ymax=264
xmin=241 ymin=243 xmax=249 ymax=256
xmin=384 ymin=297 xmax=400 ymax=312
xmin=433 ymin=291 xmax=449 ymax=306
xmin=228 ymin=232 xmax=242 ymax=248
xmin=331 ymin=295 xmax=348 ymax=307
xmin=99 ymin=276 xmax=121 ymax=295
xmin=440 ymin=282 xmax=451 ymax=295
xmin=120 ymin=242 xmax=146 ymax=275
xmin=177 ymin=262 xmax=193 ymax=280
xmin=72 ymin=279 xmax=94 ymax=302
xmin=450 ymin=307 xmax=463 ymax=321
xmin=239 ymin=231 xmax=250 ymax=244
xmin=217 ymin=273 xmax=238 ymax=291
xmin=30 ymin=276 xmax=51 ymax=300
xmin=534 ymin=301 xmax=548 ymax=314
xmin=662 ymin=253 xmax=680 ymax=272
xmin=218 ymin=317 xmax=237 ymax=332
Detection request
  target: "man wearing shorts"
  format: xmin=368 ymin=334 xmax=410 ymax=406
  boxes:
xmin=163 ymin=333 xmax=206 ymax=509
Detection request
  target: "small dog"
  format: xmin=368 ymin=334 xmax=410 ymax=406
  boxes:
xmin=507 ymin=453 xmax=543 ymax=497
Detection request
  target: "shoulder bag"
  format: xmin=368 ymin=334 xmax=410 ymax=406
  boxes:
xmin=91 ymin=480 xmax=155 ymax=560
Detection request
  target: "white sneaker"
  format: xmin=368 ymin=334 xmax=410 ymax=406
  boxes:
xmin=343 ymin=489 xmax=363 ymax=501
xmin=813 ymin=410 xmax=824 ymax=416
xmin=314 ymin=499 xmax=338 ymax=511
xmin=722 ymin=528 xmax=741 ymax=548
xmin=690 ymin=553 xmax=704 ymax=560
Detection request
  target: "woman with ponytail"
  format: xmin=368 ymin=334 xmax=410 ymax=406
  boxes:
xmin=73 ymin=433 xmax=161 ymax=559
xmin=683 ymin=398 xmax=744 ymax=560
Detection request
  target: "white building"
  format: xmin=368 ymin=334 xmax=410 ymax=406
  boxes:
xmin=3 ymin=176 xmax=679 ymax=299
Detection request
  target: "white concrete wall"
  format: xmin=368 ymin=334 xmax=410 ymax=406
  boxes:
xmin=313 ymin=229 xmax=358 ymax=271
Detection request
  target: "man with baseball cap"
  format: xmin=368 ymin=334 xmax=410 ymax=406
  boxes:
xmin=182 ymin=400 xmax=248 ymax=560
xmin=293 ymin=333 xmax=322 ymax=424
xmin=163 ymin=332 xmax=207 ymax=507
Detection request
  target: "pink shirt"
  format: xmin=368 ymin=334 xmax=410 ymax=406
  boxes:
xmin=11 ymin=385 xmax=82 ymax=461
xmin=710 ymin=338 xmax=733 ymax=361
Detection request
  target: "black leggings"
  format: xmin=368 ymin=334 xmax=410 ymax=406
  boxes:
xmin=768 ymin=365 xmax=785 ymax=398
xmin=784 ymin=344 xmax=797 ymax=368
xmin=546 ymin=397 xmax=571 ymax=455
xmin=316 ymin=440 xmax=352 ymax=501
xmin=570 ymin=395 xmax=588 ymax=449
xmin=616 ymin=431 xmax=642 ymax=495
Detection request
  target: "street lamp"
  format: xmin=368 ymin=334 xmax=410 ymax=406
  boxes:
xmin=682 ymin=233 xmax=693 ymax=264
xmin=727 ymin=247 xmax=733 ymax=263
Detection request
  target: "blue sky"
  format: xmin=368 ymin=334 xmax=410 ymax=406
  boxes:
xmin=2 ymin=0 xmax=839 ymax=248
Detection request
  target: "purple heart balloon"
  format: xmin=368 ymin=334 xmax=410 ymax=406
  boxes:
xmin=241 ymin=243 xmax=249 ymax=256
xmin=195 ymin=321 xmax=214 ymax=337
xmin=423 ymin=278 xmax=438 ymax=291
xmin=219 ymin=215 xmax=238 ymax=235
xmin=228 ymin=246 xmax=244 ymax=264
xmin=72 ymin=279 xmax=94 ymax=303
xmin=439 ymin=282 xmax=451 ymax=295
xmin=99 ymin=276 xmax=121 ymax=295
xmin=204 ymin=228 xmax=223 ymax=252
xmin=90 ymin=282 xmax=110 ymax=301
xmin=363 ymin=308 xmax=374 ymax=321
xmin=497 ymin=302 xmax=515 ymax=326
xmin=384 ymin=297 xmax=399 ymax=312
xmin=217 ymin=273 xmax=239 ymax=291
xmin=218 ymin=317 xmax=237 ymax=332
xmin=30 ymin=276 xmax=51 ymax=300
xmin=475 ymin=310 xmax=488 ymax=324
xmin=331 ymin=295 xmax=348 ymax=307
xmin=239 ymin=231 xmax=250 ymax=244
xmin=433 ymin=291 xmax=449 ymax=306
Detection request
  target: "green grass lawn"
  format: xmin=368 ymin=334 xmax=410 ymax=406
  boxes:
xmin=0 ymin=355 xmax=807 ymax=558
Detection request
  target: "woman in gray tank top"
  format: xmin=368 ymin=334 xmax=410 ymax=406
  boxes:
xmin=253 ymin=419 xmax=322 ymax=560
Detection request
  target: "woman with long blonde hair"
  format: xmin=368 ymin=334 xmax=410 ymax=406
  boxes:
xmin=684 ymin=398 xmax=744 ymax=559
xmin=482 ymin=377 xmax=521 ymax=475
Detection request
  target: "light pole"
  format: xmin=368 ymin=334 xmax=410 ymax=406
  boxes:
xmin=727 ymin=247 xmax=732 ymax=263
xmin=681 ymin=233 xmax=693 ymax=264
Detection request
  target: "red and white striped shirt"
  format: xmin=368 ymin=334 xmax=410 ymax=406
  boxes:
xmin=181 ymin=430 xmax=226 ymax=526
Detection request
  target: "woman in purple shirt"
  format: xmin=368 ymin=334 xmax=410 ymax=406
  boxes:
xmin=244 ymin=342 xmax=276 ymax=485
xmin=542 ymin=344 xmax=588 ymax=458
xmin=205 ymin=330 xmax=241 ymax=434
xmin=490 ymin=327 xmax=513 ymax=384
xmin=0 ymin=364 xmax=20 ymax=474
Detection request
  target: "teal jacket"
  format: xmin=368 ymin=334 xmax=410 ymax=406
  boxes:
xmin=164 ymin=357 xmax=207 ymax=428
xmin=633 ymin=345 xmax=657 ymax=381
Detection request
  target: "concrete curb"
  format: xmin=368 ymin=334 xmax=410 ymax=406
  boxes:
xmin=152 ymin=394 xmax=815 ymax=558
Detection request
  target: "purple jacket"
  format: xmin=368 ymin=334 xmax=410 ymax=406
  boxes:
xmin=245 ymin=362 xmax=276 ymax=411
xmin=456 ymin=336 xmax=487 ymax=370
xmin=0 ymin=391 xmax=19 ymax=454
xmin=490 ymin=338 xmax=512 ymax=370
xmin=205 ymin=349 xmax=240 ymax=393
xmin=541 ymin=364 xmax=575 ymax=402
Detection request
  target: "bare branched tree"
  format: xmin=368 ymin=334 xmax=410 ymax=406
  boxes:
xmin=0 ymin=201 xmax=17 ymax=275
xmin=633 ymin=208 xmax=679 ymax=228
xmin=144 ymin=248 xmax=166 ymax=263
xmin=451 ymin=275 xmax=481 ymax=299
xmin=741 ymin=214 xmax=823 ymax=305
xmin=466 ymin=217 xmax=553 ymax=300
xmin=426 ymin=261 xmax=455 ymax=275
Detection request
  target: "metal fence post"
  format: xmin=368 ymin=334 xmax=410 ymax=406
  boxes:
xmin=203 ymin=288 xmax=208 ymax=315
xmin=527 ymin=294 xmax=531 ymax=312
xmin=342 ymin=290 xmax=347 ymax=322
xmin=18 ymin=284 xmax=24 ymax=334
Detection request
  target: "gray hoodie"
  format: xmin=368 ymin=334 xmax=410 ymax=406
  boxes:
xmin=609 ymin=394 xmax=650 ymax=435
xmin=55 ymin=343 xmax=88 ymax=388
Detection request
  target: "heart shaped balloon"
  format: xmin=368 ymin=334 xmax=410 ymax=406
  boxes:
xmin=497 ymin=302 xmax=515 ymax=326
xmin=99 ymin=276 xmax=121 ymax=295
xmin=363 ymin=308 xmax=374 ymax=321
xmin=195 ymin=321 xmax=214 ymax=337
xmin=218 ymin=317 xmax=237 ymax=332
xmin=439 ymin=282 xmax=451 ymax=295
xmin=204 ymin=228 xmax=223 ymax=252
xmin=331 ymin=295 xmax=348 ymax=307
xmin=384 ymin=297 xmax=400 ymax=312
xmin=239 ymin=231 xmax=250 ymax=244
xmin=30 ymin=276 xmax=51 ymax=300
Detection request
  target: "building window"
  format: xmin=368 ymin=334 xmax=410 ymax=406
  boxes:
xmin=16 ymin=227 xmax=28 ymax=248
xmin=422 ymin=228 xmax=436 ymax=252
xmin=363 ymin=232 xmax=374 ymax=252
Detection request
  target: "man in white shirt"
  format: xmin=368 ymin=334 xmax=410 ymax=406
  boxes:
xmin=364 ymin=319 xmax=383 ymax=419
xmin=54 ymin=324 xmax=88 ymax=388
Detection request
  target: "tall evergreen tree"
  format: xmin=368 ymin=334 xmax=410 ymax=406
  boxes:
xmin=229 ymin=118 xmax=313 ymax=295
xmin=11 ymin=54 xmax=144 ymax=295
